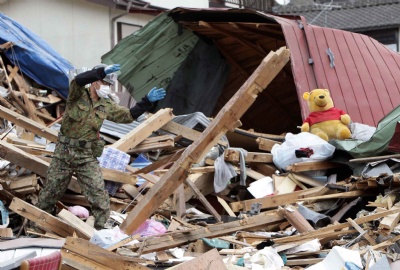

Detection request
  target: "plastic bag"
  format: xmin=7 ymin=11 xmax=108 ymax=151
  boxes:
xmin=213 ymin=155 xmax=237 ymax=193
xmin=271 ymin=132 xmax=335 ymax=171
xmin=90 ymin=226 xmax=129 ymax=248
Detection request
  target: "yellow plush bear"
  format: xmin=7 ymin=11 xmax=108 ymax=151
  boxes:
xmin=301 ymin=89 xmax=351 ymax=141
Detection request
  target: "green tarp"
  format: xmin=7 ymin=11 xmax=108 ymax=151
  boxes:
xmin=102 ymin=12 xmax=199 ymax=100
xmin=331 ymin=105 xmax=400 ymax=158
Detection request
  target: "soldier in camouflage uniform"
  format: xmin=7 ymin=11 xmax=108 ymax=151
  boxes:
xmin=36 ymin=64 xmax=166 ymax=230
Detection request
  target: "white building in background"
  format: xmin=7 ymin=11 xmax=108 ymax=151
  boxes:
xmin=0 ymin=0 xmax=209 ymax=68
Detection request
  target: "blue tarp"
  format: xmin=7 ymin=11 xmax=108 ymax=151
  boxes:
xmin=0 ymin=13 xmax=74 ymax=99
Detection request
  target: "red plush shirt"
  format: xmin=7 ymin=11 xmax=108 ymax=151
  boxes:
xmin=303 ymin=107 xmax=346 ymax=126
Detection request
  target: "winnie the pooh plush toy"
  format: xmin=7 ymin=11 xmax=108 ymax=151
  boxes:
xmin=301 ymin=89 xmax=351 ymax=141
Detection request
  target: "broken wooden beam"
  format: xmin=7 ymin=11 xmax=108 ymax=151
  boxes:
xmin=256 ymin=137 xmax=281 ymax=152
xmin=0 ymin=105 xmax=58 ymax=142
xmin=61 ymin=237 xmax=150 ymax=269
xmin=229 ymin=186 xmax=328 ymax=212
xmin=286 ymin=161 xmax=344 ymax=172
xmin=9 ymin=197 xmax=74 ymax=237
xmin=127 ymin=134 xmax=175 ymax=154
xmin=274 ymin=209 xmax=400 ymax=244
xmin=378 ymin=202 xmax=400 ymax=236
xmin=280 ymin=205 xmax=315 ymax=233
xmin=160 ymin=120 xmax=228 ymax=147
xmin=185 ymin=178 xmax=222 ymax=222
xmin=111 ymin=108 xmax=173 ymax=152
xmin=224 ymin=149 xmax=273 ymax=163
xmin=128 ymin=209 xmax=285 ymax=253
xmin=120 ymin=47 xmax=290 ymax=234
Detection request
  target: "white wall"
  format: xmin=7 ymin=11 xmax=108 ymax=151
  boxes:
xmin=0 ymin=0 xmax=155 ymax=68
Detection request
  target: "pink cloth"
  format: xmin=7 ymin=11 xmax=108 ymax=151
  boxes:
xmin=68 ymin=205 xmax=89 ymax=218
xmin=132 ymin=219 xmax=167 ymax=237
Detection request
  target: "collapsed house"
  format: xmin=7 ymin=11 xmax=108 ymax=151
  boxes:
xmin=1 ymin=7 xmax=400 ymax=270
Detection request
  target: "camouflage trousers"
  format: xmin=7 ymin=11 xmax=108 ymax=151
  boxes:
xmin=36 ymin=142 xmax=109 ymax=230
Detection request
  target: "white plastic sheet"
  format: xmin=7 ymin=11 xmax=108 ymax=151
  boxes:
xmin=271 ymin=132 xmax=336 ymax=171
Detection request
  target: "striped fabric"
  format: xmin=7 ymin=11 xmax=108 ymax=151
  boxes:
xmin=20 ymin=251 xmax=62 ymax=270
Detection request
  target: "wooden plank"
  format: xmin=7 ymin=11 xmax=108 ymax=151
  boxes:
xmin=285 ymin=258 xmax=323 ymax=266
xmin=0 ymin=140 xmax=51 ymax=177
xmin=7 ymin=66 xmax=43 ymax=123
xmin=119 ymin=48 xmax=290 ymax=234
xmin=13 ymin=145 xmax=54 ymax=156
xmin=256 ymin=137 xmax=281 ymax=152
xmin=9 ymin=197 xmax=74 ymax=237
xmin=14 ymin=92 xmax=62 ymax=104
xmin=106 ymin=234 xmax=140 ymax=251
xmin=101 ymin=167 xmax=137 ymax=185
xmin=62 ymin=237 xmax=150 ymax=269
xmin=35 ymin=110 xmax=56 ymax=122
xmin=347 ymin=218 xmax=377 ymax=245
xmin=291 ymin=172 xmax=325 ymax=187
xmin=127 ymin=135 xmax=175 ymax=153
xmin=168 ymin=249 xmax=227 ymax=270
xmin=127 ymin=209 xmax=285 ymax=253
xmin=173 ymin=184 xmax=186 ymax=218
xmin=7 ymin=137 xmax=45 ymax=148
xmin=286 ymin=161 xmax=344 ymax=172
xmin=137 ymin=173 xmax=160 ymax=184
xmin=229 ymin=186 xmax=327 ymax=212
xmin=378 ymin=202 xmax=400 ymax=236
xmin=0 ymin=105 xmax=58 ymax=142
xmin=185 ymin=178 xmax=222 ymax=222
xmin=297 ymin=190 xmax=375 ymax=202
xmin=274 ymin=209 xmax=400 ymax=244
xmin=160 ymin=120 xmax=228 ymax=147
xmin=224 ymin=149 xmax=273 ymax=163
xmin=246 ymin=168 xmax=267 ymax=180
xmin=0 ymin=140 xmax=81 ymax=193
xmin=280 ymin=206 xmax=315 ymax=233
xmin=57 ymin=209 xmax=95 ymax=240
xmin=7 ymin=65 xmax=19 ymax=83
xmin=0 ymin=228 xmax=13 ymax=237
xmin=111 ymin=108 xmax=173 ymax=152
xmin=216 ymin=196 xmax=236 ymax=217
xmin=9 ymin=174 xmax=37 ymax=190
xmin=359 ymin=234 xmax=400 ymax=255
xmin=0 ymin=56 xmax=29 ymax=116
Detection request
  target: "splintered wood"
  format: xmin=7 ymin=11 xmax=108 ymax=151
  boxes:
xmin=2 ymin=44 xmax=400 ymax=270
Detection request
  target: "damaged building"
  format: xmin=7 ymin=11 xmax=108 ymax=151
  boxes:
xmin=1 ymin=5 xmax=400 ymax=270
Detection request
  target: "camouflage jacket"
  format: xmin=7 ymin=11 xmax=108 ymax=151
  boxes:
xmin=60 ymin=68 xmax=153 ymax=141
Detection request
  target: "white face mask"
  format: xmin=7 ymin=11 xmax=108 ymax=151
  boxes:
xmin=95 ymin=84 xmax=111 ymax=99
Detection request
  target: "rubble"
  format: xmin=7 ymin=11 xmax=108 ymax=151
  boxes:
xmin=1 ymin=43 xmax=400 ymax=270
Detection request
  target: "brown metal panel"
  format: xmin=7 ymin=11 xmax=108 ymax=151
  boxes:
xmin=304 ymin=27 xmax=361 ymax=124
xmin=359 ymin=35 xmax=400 ymax=109
xmin=303 ymin=23 xmax=400 ymax=126
xmin=330 ymin=30 xmax=374 ymax=125
xmin=274 ymin=17 xmax=317 ymax=120
xmin=341 ymin=32 xmax=385 ymax=125
xmin=322 ymin=28 xmax=363 ymax=123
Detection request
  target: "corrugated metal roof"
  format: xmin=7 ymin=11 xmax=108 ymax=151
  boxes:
xmin=301 ymin=22 xmax=400 ymax=126
xmin=255 ymin=10 xmax=400 ymax=127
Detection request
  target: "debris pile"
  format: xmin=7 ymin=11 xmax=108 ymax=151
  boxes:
xmin=1 ymin=46 xmax=400 ymax=270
